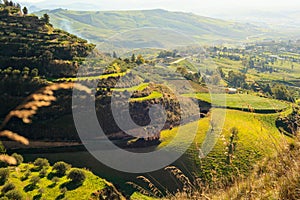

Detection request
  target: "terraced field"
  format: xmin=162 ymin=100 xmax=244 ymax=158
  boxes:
xmin=183 ymin=93 xmax=289 ymax=112
xmin=53 ymin=72 xmax=127 ymax=82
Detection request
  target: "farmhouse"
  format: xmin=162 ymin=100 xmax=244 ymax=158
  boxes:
xmin=225 ymin=87 xmax=237 ymax=94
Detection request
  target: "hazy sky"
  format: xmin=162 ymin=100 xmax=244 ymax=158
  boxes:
xmin=17 ymin=0 xmax=300 ymax=17
xmin=17 ymin=0 xmax=300 ymax=10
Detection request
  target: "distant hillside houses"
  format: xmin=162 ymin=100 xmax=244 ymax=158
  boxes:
xmin=225 ymin=87 xmax=237 ymax=94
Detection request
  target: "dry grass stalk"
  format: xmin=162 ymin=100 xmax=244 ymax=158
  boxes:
xmin=0 ymin=82 xmax=91 ymax=129
xmin=126 ymin=182 xmax=151 ymax=197
xmin=137 ymin=176 xmax=164 ymax=198
xmin=0 ymin=130 xmax=29 ymax=145
xmin=0 ymin=154 xmax=17 ymax=165
xmin=165 ymin=166 xmax=193 ymax=189
xmin=0 ymin=82 xmax=91 ymax=165
xmin=208 ymin=136 xmax=300 ymax=199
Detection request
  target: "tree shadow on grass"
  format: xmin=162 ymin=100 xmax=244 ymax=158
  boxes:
xmin=24 ymin=183 xmax=38 ymax=192
xmin=47 ymin=172 xmax=56 ymax=180
xmin=59 ymin=181 xmax=82 ymax=191
xmin=55 ymin=193 xmax=65 ymax=200
xmin=47 ymin=182 xmax=56 ymax=188
xmin=33 ymin=194 xmax=42 ymax=200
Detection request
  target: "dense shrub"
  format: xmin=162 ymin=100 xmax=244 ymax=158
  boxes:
xmin=53 ymin=162 xmax=71 ymax=177
xmin=30 ymin=176 xmax=40 ymax=186
xmin=39 ymin=167 xmax=47 ymax=178
xmin=33 ymin=158 xmax=49 ymax=170
xmin=11 ymin=154 xmax=23 ymax=166
xmin=51 ymin=177 xmax=59 ymax=184
xmin=67 ymin=169 xmax=86 ymax=184
xmin=1 ymin=182 xmax=15 ymax=194
xmin=5 ymin=190 xmax=23 ymax=200
xmin=20 ymin=170 xmax=31 ymax=181
xmin=0 ymin=169 xmax=9 ymax=185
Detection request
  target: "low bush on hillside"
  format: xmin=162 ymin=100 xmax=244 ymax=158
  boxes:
xmin=33 ymin=158 xmax=49 ymax=171
xmin=52 ymin=161 xmax=71 ymax=177
xmin=5 ymin=190 xmax=23 ymax=200
xmin=1 ymin=182 xmax=15 ymax=194
xmin=67 ymin=169 xmax=86 ymax=185
xmin=11 ymin=154 xmax=23 ymax=166
xmin=0 ymin=169 xmax=9 ymax=185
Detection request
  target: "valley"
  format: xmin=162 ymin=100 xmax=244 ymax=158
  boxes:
xmin=0 ymin=1 xmax=300 ymax=199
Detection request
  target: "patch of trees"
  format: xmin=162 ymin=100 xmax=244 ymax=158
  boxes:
xmin=271 ymin=84 xmax=294 ymax=102
xmin=176 ymin=66 xmax=200 ymax=83
xmin=157 ymin=50 xmax=178 ymax=58
xmin=104 ymin=58 xmax=136 ymax=74
xmin=226 ymin=70 xmax=247 ymax=88
xmin=242 ymin=57 xmax=275 ymax=73
xmin=1 ymin=0 xmax=20 ymax=10
xmin=0 ymin=67 xmax=47 ymax=97
xmin=255 ymin=82 xmax=295 ymax=102
xmin=0 ymin=0 xmax=30 ymax=16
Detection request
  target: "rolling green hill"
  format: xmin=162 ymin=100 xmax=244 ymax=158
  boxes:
xmin=0 ymin=161 xmax=124 ymax=200
xmin=34 ymin=9 xmax=275 ymax=48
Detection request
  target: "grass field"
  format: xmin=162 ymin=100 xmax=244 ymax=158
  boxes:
xmin=53 ymin=72 xmax=127 ymax=82
xmin=212 ymin=57 xmax=300 ymax=84
xmin=158 ymin=108 xmax=290 ymax=184
xmin=182 ymin=93 xmax=289 ymax=112
xmin=0 ymin=163 xmax=109 ymax=200
xmin=112 ymin=83 xmax=149 ymax=92
xmin=130 ymin=91 xmax=163 ymax=102
xmin=125 ymin=108 xmax=291 ymax=199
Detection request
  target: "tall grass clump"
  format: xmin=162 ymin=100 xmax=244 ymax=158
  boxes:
xmin=0 ymin=82 xmax=91 ymax=165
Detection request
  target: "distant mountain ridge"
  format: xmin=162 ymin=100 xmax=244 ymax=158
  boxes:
xmin=34 ymin=9 xmax=280 ymax=48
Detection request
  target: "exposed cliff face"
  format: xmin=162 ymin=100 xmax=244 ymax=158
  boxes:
xmin=5 ymin=91 xmax=209 ymax=142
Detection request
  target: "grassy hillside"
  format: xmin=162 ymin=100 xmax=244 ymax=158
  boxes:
xmin=121 ymin=108 xmax=292 ymax=199
xmin=126 ymin=108 xmax=291 ymax=199
xmin=0 ymin=4 xmax=95 ymax=78
xmin=183 ymin=93 xmax=290 ymax=112
xmin=34 ymin=9 xmax=273 ymax=47
xmin=0 ymin=161 xmax=124 ymax=200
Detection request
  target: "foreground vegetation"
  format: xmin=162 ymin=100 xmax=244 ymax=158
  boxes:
xmin=1 ymin=1 xmax=300 ymax=199
xmin=0 ymin=157 xmax=124 ymax=200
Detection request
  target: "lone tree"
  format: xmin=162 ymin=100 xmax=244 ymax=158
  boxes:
xmin=226 ymin=127 xmax=239 ymax=164
xmin=42 ymin=13 xmax=50 ymax=23
xmin=22 ymin=6 xmax=28 ymax=15
xmin=136 ymin=54 xmax=145 ymax=65
xmin=131 ymin=54 xmax=136 ymax=62
xmin=112 ymin=51 xmax=118 ymax=59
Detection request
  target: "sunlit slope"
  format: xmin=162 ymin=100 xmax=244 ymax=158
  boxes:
xmin=159 ymin=108 xmax=289 ymax=184
xmin=35 ymin=9 xmax=271 ymax=46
